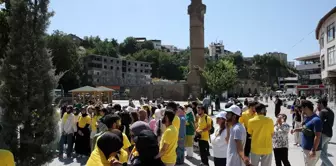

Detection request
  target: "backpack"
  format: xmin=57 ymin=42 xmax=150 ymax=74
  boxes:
xmin=205 ymin=115 xmax=215 ymax=135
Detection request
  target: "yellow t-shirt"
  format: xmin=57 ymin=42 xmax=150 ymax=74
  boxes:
xmin=62 ymin=112 xmax=69 ymax=123
xmin=78 ymin=115 xmax=91 ymax=128
xmin=91 ymin=115 xmax=102 ymax=132
xmin=86 ymin=145 xmax=127 ymax=166
xmin=0 ymin=149 xmax=15 ymax=166
xmin=248 ymin=115 xmax=274 ymax=155
xmin=160 ymin=125 xmax=178 ymax=164
xmin=172 ymin=115 xmax=180 ymax=131
xmin=239 ymin=109 xmax=256 ymax=129
xmin=88 ymin=133 xmax=128 ymax=165
xmin=122 ymin=133 xmax=131 ymax=150
xmin=197 ymin=115 xmax=212 ymax=141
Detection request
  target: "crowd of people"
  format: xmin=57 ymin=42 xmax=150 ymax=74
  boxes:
xmin=57 ymin=95 xmax=334 ymax=166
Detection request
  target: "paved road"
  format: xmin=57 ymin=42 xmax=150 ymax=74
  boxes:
xmin=47 ymin=99 xmax=336 ymax=166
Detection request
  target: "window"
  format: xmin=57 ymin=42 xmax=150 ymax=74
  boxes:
xmin=128 ymin=62 xmax=131 ymax=65
xmin=117 ymin=67 xmax=119 ymax=70
xmin=96 ymin=72 xmax=100 ymax=75
xmin=327 ymin=46 xmax=335 ymax=66
xmin=104 ymin=59 xmax=107 ymax=62
xmin=104 ymin=65 xmax=107 ymax=69
xmin=128 ymin=68 xmax=131 ymax=72
xmin=135 ymin=69 xmax=137 ymax=72
xmin=117 ymin=61 xmax=119 ymax=64
xmin=110 ymin=66 xmax=113 ymax=70
xmin=327 ymin=23 xmax=335 ymax=42
xmin=140 ymin=70 xmax=143 ymax=73
xmin=110 ymin=60 xmax=113 ymax=63
xmin=321 ymin=55 xmax=325 ymax=70
xmin=320 ymin=33 xmax=324 ymax=49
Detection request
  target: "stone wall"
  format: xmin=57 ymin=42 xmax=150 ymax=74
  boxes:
xmin=129 ymin=83 xmax=189 ymax=101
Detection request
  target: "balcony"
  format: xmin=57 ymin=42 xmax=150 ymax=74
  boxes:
xmin=296 ymin=63 xmax=320 ymax=71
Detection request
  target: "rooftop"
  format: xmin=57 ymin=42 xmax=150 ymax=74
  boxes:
xmin=315 ymin=6 xmax=336 ymax=39
xmin=294 ymin=52 xmax=320 ymax=61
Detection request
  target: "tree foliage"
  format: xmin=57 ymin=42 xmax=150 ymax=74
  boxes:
xmin=0 ymin=0 xmax=59 ymax=165
xmin=46 ymin=30 xmax=83 ymax=92
xmin=81 ymin=36 xmax=118 ymax=58
xmin=203 ymin=59 xmax=238 ymax=94
xmin=125 ymin=49 xmax=189 ymax=80
xmin=0 ymin=0 xmax=10 ymax=59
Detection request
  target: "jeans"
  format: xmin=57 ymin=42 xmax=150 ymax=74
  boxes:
xmin=198 ymin=140 xmax=209 ymax=165
xmin=250 ymin=153 xmax=272 ymax=166
xmin=274 ymin=148 xmax=291 ymax=166
xmin=59 ymin=133 xmax=74 ymax=156
xmin=320 ymin=134 xmax=333 ymax=166
xmin=214 ymin=157 xmax=226 ymax=166
xmin=303 ymin=149 xmax=321 ymax=166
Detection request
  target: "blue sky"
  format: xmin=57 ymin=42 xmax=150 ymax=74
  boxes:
xmin=48 ymin=0 xmax=336 ymax=61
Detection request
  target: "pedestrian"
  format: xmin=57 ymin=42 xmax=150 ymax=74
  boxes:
xmin=293 ymin=105 xmax=302 ymax=146
xmin=317 ymin=98 xmax=334 ymax=166
xmin=239 ymin=101 xmax=257 ymax=157
xmin=59 ymin=105 xmax=77 ymax=158
xmin=86 ymin=131 xmax=124 ymax=166
xmin=211 ymin=111 xmax=228 ymax=166
xmin=156 ymin=110 xmax=178 ymax=166
xmin=129 ymin=130 xmax=164 ymax=166
xmin=274 ymin=95 xmax=283 ymax=117
xmin=248 ymin=103 xmax=274 ymax=166
xmin=176 ymin=106 xmax=186 ymax=165
xmin=273 ymin=114 xmax=291 ymax=166
xmin=185 ymin=105 xmax=195 ymax=158
xmin=196 ymin=106 xmax=212 ymax=166
xmin=75 ymin=106 xmax=91 ymax=157
xmin=291 ymin=100 xmax=322 ymax=166
xmin=225 ymin=105 xmax=250 ymax=166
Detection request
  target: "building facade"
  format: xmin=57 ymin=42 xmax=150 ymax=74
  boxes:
xmin=208 ymin=41 xmax=231 ymax=57
xmin=82 ymin=54 xmax=152 ymax=88
xmin=149 ymin=40 xmax=162 ymax=50
xmin=316 ymin=7 xmax=336 ymax=101
xmin=295 ymin=52 xmax=324 ymax=97
xmin=287 ymin=61 xmax=295 ymax=68
xmin=278 ymin=77 xmax=299 ymax=94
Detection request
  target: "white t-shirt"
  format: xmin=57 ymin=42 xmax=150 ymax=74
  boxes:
xmin=227 ymin=123 xmax=246 ymax=166
xmin=211 ymin=128 xmax=228 ymax=158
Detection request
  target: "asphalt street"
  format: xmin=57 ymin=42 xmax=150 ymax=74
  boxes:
xmin=47 ymin=98 xmax=336 ymax=166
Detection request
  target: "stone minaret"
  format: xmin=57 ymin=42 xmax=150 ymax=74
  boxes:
xmin=187 ymin=0 xmax=206 ymax=99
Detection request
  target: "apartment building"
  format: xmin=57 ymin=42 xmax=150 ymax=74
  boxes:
xmin=287 ymin=61 xmax=295 ymax=68
xmin=316 ymin=7 xmax=336 ymax=101
xmin=295 ymin=52 xmax=324 ymax=97
xmin=82 ymin=54 xmax=152 ymax=88
xmin=208 ymin=41 xmax=231 ymax=57
xmin=278 ymin=77 xmax=299 ymax=94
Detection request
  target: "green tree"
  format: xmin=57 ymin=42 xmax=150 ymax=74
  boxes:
xmin=46 ymin=30 xmax=82 ymax=92
xmin=202 ymin=59 xmax=238 ymax=95
xmin=0 ymin=0 xmax=59 ymax=165
xmin=140 ymin=40 xmax=154 ymax=50
xmin=0 ymin=0 xmax=10 ymax=59
xmin=119 ymin=37 xmax=138 ymax=55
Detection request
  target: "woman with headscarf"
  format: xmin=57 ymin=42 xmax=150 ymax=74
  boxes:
xmin=128 ymin=121 xmax=151 ymax=165
xmin=86 ymin=131 xmax=124 ymax=166
xmin=149 ymin=109 xmax=162 ymax=131
xmin=176 ymin=106 xmax=186 ymax=164
xmin=130 ymin=130 xmax=164 ymax=166
xmin=75 ymin=106 xmax=91 ymax=157
xmin=185 ymin=105 xmax=195 ymax=158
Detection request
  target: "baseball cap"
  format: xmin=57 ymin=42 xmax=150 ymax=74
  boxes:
xmin=215 ymin=111 xmax=227 ymax=119
xmin=224 ymin=105 xmax=242 ymax=116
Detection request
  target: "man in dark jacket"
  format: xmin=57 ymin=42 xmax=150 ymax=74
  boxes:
xmin=317 ymin=98 xmax=334 ymax=166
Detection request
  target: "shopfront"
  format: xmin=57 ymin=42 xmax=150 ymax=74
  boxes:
xmin=296 ymin=84 xmax=325 ymax=97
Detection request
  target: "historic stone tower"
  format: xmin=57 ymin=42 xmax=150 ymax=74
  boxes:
xmin=187 ymin=0 xmax=206 ymax=99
